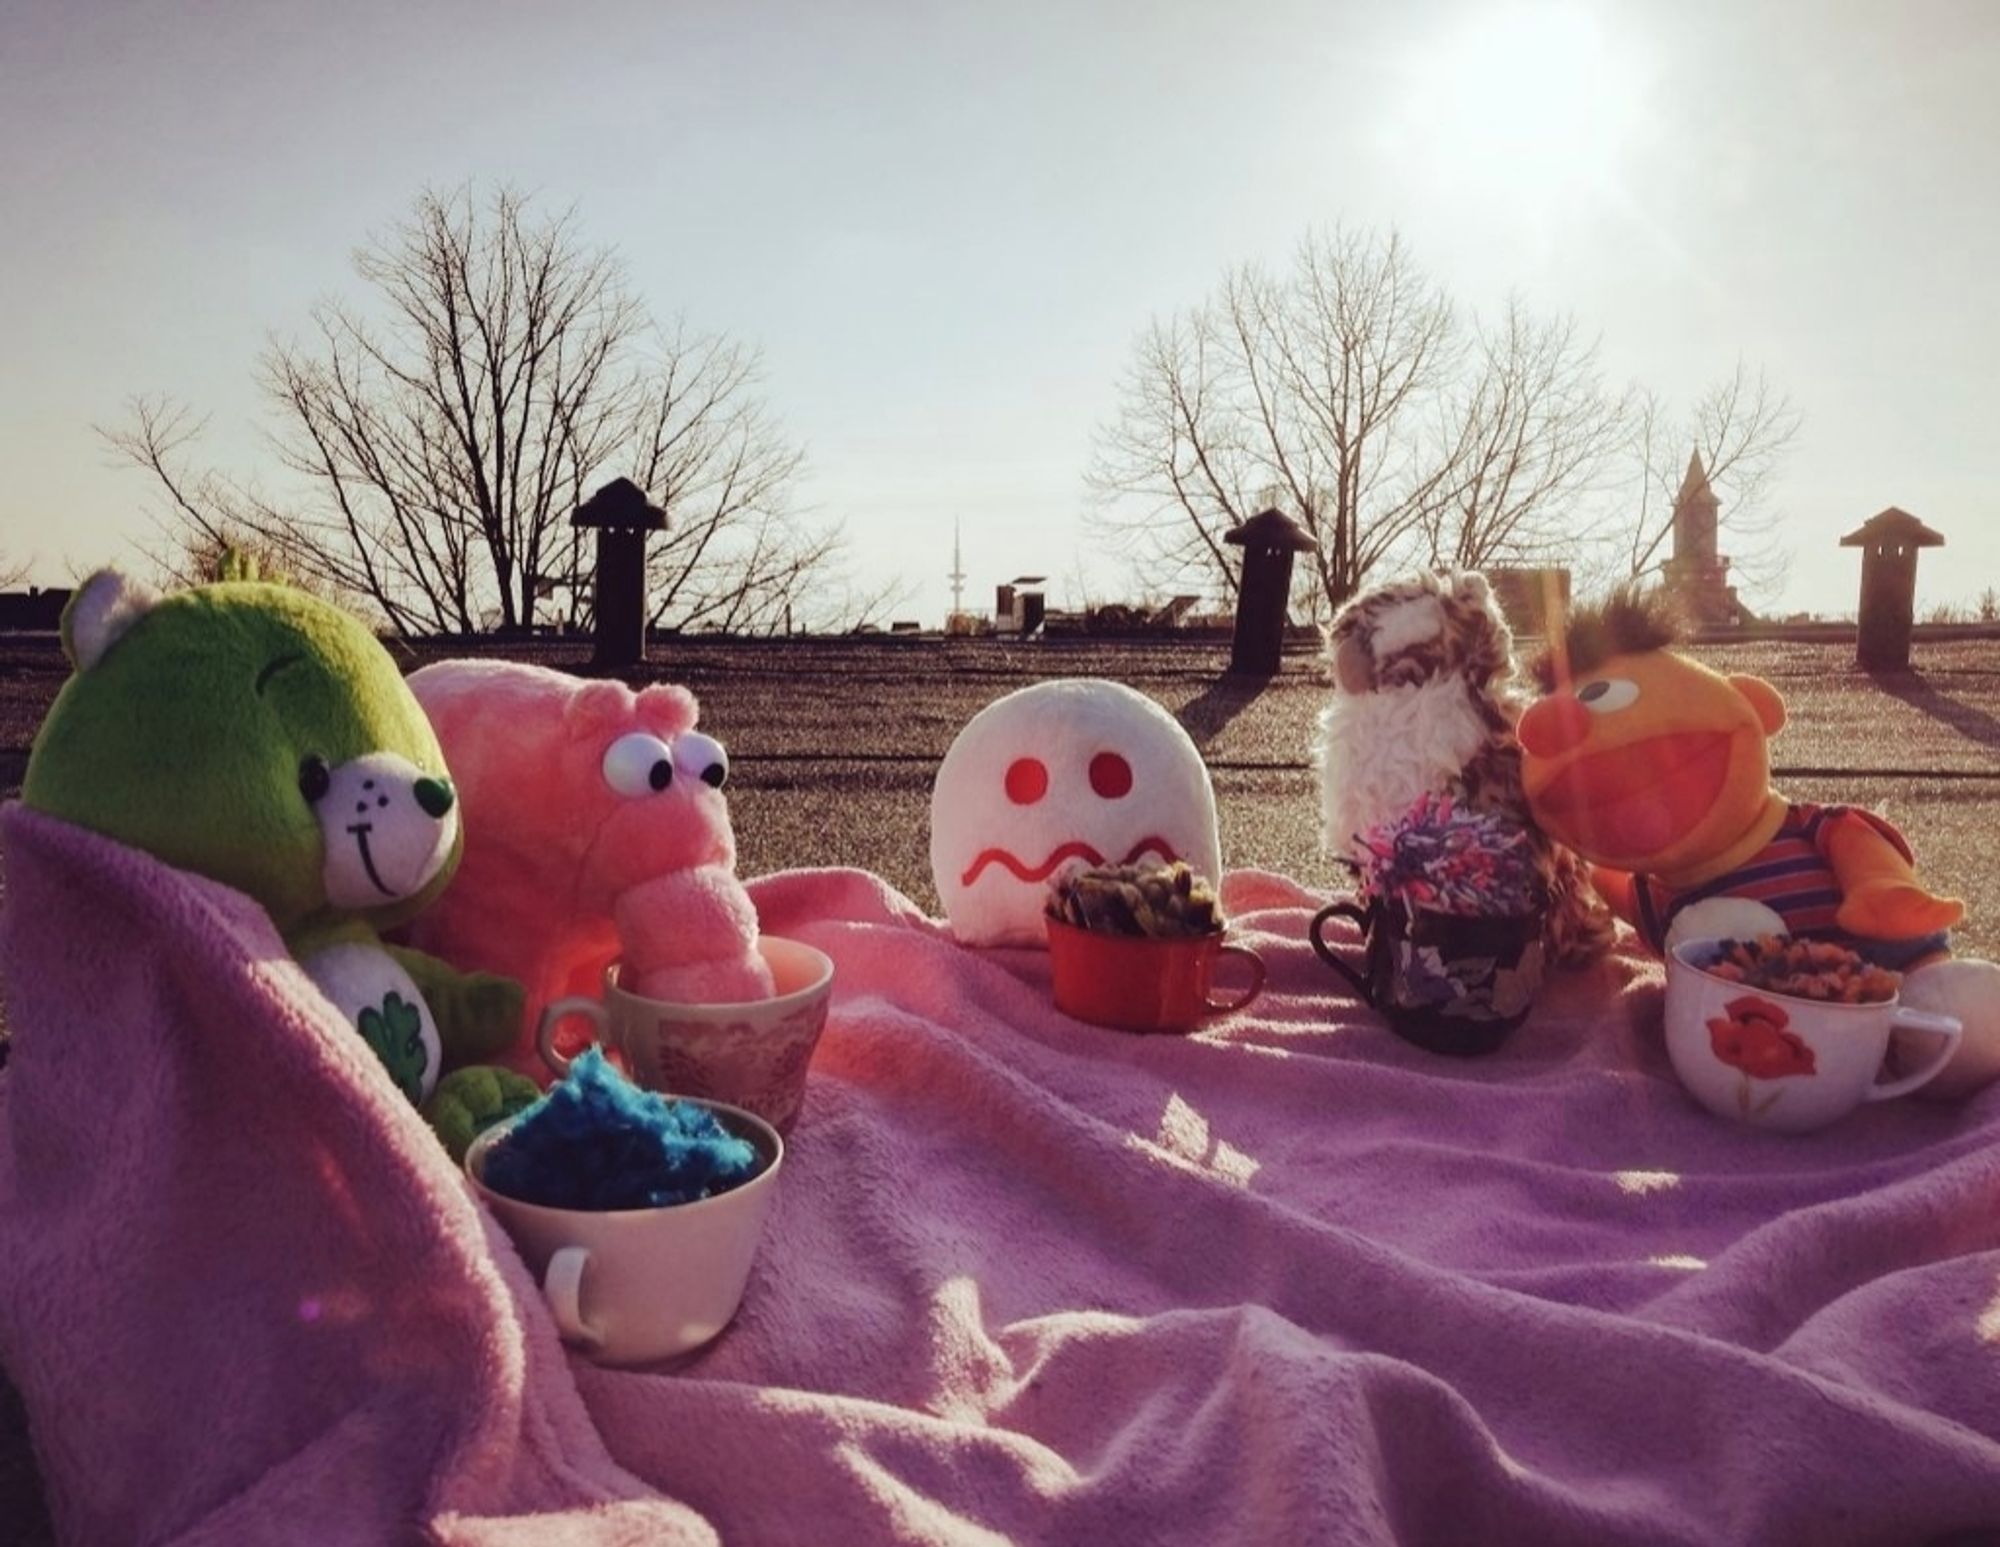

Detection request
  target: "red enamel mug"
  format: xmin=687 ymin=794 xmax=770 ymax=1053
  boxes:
xmin=1046 ymin=916 xmax=1265 ymax=1033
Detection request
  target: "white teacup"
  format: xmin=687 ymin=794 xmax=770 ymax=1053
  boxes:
xmin=465 ymin=1100 xmax=782 ymax=1365
xmin=537 ymin=936 xmax=834 ymax=1134
xmin=1665 ymin=939 xmax=1964 ymax=1133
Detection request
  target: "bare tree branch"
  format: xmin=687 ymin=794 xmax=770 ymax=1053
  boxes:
xmin=1088 ymin=226 xmax=1628 ymax=614
xmin=100 ymin=184 xmax=831 ymax=635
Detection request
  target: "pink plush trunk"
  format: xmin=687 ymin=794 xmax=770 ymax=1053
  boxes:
xmin=614 ymin=866 xmax=775 ymax=1005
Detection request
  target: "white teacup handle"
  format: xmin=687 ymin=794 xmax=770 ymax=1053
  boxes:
xmin=536 ymin=997 xmax=610 ymax=1077
xmin=1870 ymin=1007 xmax=1965 ymax=1101
xmin=542 ymin=1245 xmax=602 ymax=1349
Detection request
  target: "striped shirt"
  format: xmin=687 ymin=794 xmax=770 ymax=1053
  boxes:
xmin=1632 ymin=803 xmax=1915 ymax=953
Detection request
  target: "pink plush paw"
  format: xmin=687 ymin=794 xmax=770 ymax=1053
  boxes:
xmin=630 ymin=953 xmax=775 ymax=1006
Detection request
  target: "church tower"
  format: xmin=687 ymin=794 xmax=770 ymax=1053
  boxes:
xmin=1660 ymin=450 xmax=1746 ymax=626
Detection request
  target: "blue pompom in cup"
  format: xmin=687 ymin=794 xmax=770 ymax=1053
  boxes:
xmin=465 ymin=1049 xmax=784 ymax=1365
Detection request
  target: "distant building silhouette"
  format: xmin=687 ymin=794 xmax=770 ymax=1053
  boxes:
xmin=1484 ymin=567 xmax=1570 ymax=637
xmin=0 ymin=586 xmax=71 ymax=631
xmin=995 ymin=577 xmax=1047 ymax=636
xmin=1659 ymin=451 xmax=1748 ymax=627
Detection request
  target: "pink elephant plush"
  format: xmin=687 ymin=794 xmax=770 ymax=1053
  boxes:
xmin=404 ymin=661 xmax=773 ymax=1076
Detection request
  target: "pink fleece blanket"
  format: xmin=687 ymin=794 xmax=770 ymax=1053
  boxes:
xmin=5 ymin=804 xmax=2000 ymax=1545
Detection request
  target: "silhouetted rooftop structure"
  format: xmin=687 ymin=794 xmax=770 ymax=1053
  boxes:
xmin=571 ymin=477 xmax=666 ymax=530
xmin=1840 ymin=507 xmax=1944 ymax=549
xmin=0 ymin=588 xmax=71 ymax=632
xmin=1223 ymin=507 xmax=1318 ymax=553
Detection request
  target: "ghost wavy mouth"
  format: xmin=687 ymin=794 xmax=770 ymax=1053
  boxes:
xmin=345 ymin=823 xmax=397 ymax=897
xmin=960 ymin=835 xmax=1179 ymax=888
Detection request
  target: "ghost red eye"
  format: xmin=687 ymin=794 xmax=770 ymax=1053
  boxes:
xmin=1089 ymin=752 xmax=1133 ymax=799
xmin=1004 ymin=757 xmax=1049 ymax=805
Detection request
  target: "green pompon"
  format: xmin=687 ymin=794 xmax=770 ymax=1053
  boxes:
xmin=424 ymin=1065 xmax=542 ymax=1164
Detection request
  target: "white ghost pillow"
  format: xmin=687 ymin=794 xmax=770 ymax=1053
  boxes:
xmin=930 ymin=679 xmax=1225 ymax=947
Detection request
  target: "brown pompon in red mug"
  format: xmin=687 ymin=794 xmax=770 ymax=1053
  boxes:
xmin=1046 ymin=917 xmax=1265 ymax=1033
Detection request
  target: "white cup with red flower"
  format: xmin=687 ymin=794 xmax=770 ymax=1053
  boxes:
xmin=1665 ymin=937 xmax=1964 ymax=1133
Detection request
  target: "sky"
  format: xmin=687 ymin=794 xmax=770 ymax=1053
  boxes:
xmin=3 ymin=0 xmax=1996 ymax=628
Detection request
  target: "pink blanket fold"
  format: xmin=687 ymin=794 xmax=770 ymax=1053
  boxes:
xmin=7 ymin=809 xmax=2000 ymax=1545
xmin=585 ymin=867 xmax=2000 ymax=1545
xmin=0 ymin=805 xmax=711 ymax=1546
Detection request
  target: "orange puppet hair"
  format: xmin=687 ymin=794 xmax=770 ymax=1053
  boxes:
xmin=1531 ymin=586 xmax=1684 ymax=694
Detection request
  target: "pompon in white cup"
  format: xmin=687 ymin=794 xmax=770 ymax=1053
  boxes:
xmin=1665 ymin=938 xmax=1962 ymax=1134
xmin=465 ymin=1098 xmax=782 ymax=1365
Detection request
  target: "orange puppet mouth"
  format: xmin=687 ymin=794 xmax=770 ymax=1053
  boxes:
xmin=1533 ymin=732 xmax=1733 ymax=862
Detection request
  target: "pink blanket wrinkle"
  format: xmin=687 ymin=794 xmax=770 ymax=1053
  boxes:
xmin=0 ymin=805 xmax=710 ymax=1545
xmin=5 ymin=807 xmax=2000 ymax=1544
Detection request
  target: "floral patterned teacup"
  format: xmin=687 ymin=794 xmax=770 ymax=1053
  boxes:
xmin=1665 ymin=938 xmax=1963 ymax=1133
xmin=1310 ymin=898 xmax=1545 ymax=1057
xmin=536 ymin=937 xmax=834 ymax=1134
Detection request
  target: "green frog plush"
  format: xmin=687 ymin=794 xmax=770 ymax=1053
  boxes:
xmin=22 ymin=568 xmax=536 ymax=1156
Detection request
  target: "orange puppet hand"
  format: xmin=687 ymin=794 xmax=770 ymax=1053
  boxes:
xmin=1836 ymin=881 xmax=1964 ymax=940
xmin=1824 ymin=810 xmax=1965 ymax=939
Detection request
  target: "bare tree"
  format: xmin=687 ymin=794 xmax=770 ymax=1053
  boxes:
xmin=1422 ymin=301 xmax=1633 ymax=573
xmin=103 ymin=185 xmax=835 ymax=635
xmin=0 ymin=552 xmax=29 ymax=589
xmin=1620 ymin=362 xmax=1802 ymax=594
xmin=1088 ymin=227 xmax=1630 ymax=615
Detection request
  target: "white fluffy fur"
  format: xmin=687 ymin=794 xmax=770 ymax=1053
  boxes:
xmin=66 ymin=569 xmax=156 ymax=672
xmin=1318 ymin=676 xmax=1490 ymax=862
xmin=1663 ymin=898 xmax=1789 ymax=955
xmin=1368 ymin=594 xmax=1445 ymax=658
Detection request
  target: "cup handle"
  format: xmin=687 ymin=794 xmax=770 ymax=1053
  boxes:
xmin=542 ymin=1245 xmax=603 ymax=1350
xmin=536 ymin=997 xmax=610 ymax=1078
xmin=1869 ymin=1006 xmax=1965 ymax=1100
xmin=1205 ymin=942 xmax=1267 ymax=1014
xmin=1309 ymin=901 xmax=1375 ymax=1004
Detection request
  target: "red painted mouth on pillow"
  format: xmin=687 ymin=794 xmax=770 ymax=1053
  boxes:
xmin=960 ymin=835 xmax=1180 ymax=888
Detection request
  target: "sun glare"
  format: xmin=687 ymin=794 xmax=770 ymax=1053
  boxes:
xmin=1392 ymin=5 xmax=1646 ymax=212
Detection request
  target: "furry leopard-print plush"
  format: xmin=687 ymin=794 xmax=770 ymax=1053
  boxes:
xmin=1318 ymin=569 xmax=1615 ymax=968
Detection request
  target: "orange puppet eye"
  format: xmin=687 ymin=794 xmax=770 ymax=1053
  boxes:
xmin=1576 ymin=678 xmax=1640 ymax=713
xmin=1005 ymin=757 xmax=1049 ymax=804
xmin=1089 ymin=752 xmax=1133 ymax=799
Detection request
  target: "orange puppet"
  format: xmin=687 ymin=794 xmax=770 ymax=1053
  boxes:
xmin=1517 ymin=590 xmax=1999 ymax=1098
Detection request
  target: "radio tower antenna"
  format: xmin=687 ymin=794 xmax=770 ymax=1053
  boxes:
xmin=948 ymin=519 xmax=966 ymax=621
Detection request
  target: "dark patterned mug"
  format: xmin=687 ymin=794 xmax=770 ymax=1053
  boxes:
xmin=1309 ymin=897 xmax=1545 ymax=1056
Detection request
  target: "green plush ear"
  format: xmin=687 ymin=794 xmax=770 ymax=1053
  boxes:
xmin=62 ymin=569 xmax=157 ymax=671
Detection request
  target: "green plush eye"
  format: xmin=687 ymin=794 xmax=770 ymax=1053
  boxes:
xmin=298 ymin=755 xmax=331 ymax=804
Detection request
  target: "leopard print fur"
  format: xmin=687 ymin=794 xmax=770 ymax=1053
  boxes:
xmin=1320 ymin=570 xmax=1615 ymax=968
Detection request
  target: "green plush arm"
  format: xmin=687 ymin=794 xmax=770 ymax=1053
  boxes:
xmin=385 ymin=945 xmax=525 ymax=1067
xmin=422 ymin=1065 xmax=542 ymax=1163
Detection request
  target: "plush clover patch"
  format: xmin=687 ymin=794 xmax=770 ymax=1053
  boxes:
xmin=358 ymin=992 xmax=429 ymax=1103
